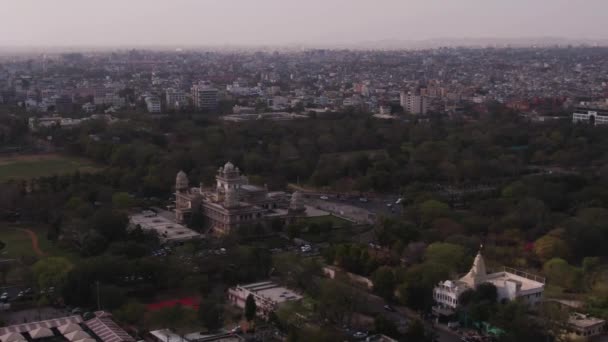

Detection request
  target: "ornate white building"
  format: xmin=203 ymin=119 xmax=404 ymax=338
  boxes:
xmin=433 ymin=249 xmax=545 ymax=313
xmin=175 ymin=162 xmax=304 ymax=235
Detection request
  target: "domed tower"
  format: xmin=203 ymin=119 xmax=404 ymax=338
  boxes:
xmin=289 ymin=191 xmax=306 ymax=214
xmin=176 ymin=170 xmax=189 ymax=192
xmin=216 ymin=161 xmax=245 ymax=195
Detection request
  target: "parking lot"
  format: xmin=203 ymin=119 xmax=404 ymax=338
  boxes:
xmin=304 ymin=194 xmax=402 ymax=223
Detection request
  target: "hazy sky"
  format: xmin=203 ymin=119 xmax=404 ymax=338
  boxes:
xmin=1 ymin=0 xmax=607 ymax=46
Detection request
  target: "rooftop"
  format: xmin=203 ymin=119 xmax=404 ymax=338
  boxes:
xmin=484 ymin=270 xmax=544 ymax=291
xmin=568 ymin=313 xmax=606 ymax=329
xmin=0 ymin=315 xmax=83 ymax=335
xmin=150 ymin=330 xmax=185 ymax=342
xmin=238 ymin=281 xmax=302 ymax=304
xmin=129 ymin=211 xmax=201 ymax=243
xmin=85 ymin=312 xmax=135 ymax=342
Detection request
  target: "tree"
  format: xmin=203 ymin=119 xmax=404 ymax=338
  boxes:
xmin=424 ymin=242 xmax=469 ymax=273
xmin=111 ymin=192 xmax=135 ymax=210
xmin=32 ymin=257 xmax=73 ymax=290
xmin=90 ymin=209 xmax=128 ymax=241
xmin=374 ymin=315 xmax=399 ymax=338
xmin=372 ymin=266 xmax=396 ymax=300
xmin=543 ymin=258 xmax=581 ymax=290
xmin=419 ymin=199 xmax=450 ymax=224
xmin=245 ymin=294 xmax=257 ymax=322
xmin=403 ymin=319 xmax=433 ymax=342
xmin=286 ymin=223 xmax=301 ymax=240
xmin=199 ymin=298 xmax=223 ymax=332
xmin=534 ymin=233 xmax=570 ymax=263
xmin=114 ymin=300 xmax=146 ymax=324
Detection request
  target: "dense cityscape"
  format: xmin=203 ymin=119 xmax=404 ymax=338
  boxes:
xmin=1 ymin=2 xmax=608 ymax=342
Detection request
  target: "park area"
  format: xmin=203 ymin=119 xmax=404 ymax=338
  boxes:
xmin=0 ymin=154 xmax=98 ymax=182
xmin=0 ymin=227 xmax=65 ymax=259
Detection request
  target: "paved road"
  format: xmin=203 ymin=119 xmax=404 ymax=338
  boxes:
xmin=352 ymin=285 xmax=461 ymax=342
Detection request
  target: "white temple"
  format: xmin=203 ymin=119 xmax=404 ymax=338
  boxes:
xmin=433 ymin=248 xmax=545 ymax=313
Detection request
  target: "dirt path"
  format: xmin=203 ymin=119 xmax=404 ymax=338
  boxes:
xmin=17 ymin=228 xmax=45 ymax=257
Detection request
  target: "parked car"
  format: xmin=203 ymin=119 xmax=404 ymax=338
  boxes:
xmin=383 ymin=304 xmax=395 ymax=312
xmin=353 ymin=331 xmax=368 ymax=339
xmin=320 ymin=196 xmax=329 ymax=200
xmin=359 ymin=197 xmax=368 ymax=203
xmin=448 ymin=321 xmax=460 ymax=330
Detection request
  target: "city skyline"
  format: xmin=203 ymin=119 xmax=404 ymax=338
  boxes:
xmin=1 ymin=0 xmax=608 ymax=48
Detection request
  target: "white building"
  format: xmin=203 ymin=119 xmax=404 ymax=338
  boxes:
xmin=145 ymin=96 xmax=161 ymax=113
xmin=433 ymin=249 xmax=545 ymax=312
xmin=572 ymin=110 xmax=608 ymax=125
xmin=228 ymin=281 xmax=302 ymax=319
xmin=165 ymin=88 xmax=188 ymax=110
xmin=191 ymin=83 xmax=218 ymax=110
xmin=400 ymin=92 xmax=428 ymax=115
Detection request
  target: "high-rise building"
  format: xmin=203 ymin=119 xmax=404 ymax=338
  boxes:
xmin=191 ymin=83 xmax=218 ymax=111
xmin=145 ymin=96 xmax=161 ymax=113
xmin=165 ymin=88 xmax=188 ymax=110
xmin=400 ymin=91 xmax=428 ymax=115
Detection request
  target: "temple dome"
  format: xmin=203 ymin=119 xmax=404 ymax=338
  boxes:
xmin=176 ymin=170 xmax=189 ymax=190
xmin=224 ymin=161 xmax=235 ymax=172
xmin=459 ymin=249 xmax=487 ymax=288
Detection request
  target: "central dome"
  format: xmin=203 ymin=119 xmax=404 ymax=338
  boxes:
xmin=176 ymin=170 xmax=189 ymax=190
xmin=224 ymin=161 xmax=235 ymax=171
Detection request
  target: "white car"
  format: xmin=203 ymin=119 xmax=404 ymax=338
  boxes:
xmin=320 ymin=196 xmax=329 ymax=200
xmin=353 ymin=331 xmax=367 ymax=339
xmin=359 ymin=197 xmax=368 ymax=203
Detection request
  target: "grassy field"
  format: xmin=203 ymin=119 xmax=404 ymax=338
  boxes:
xmin=0 ymin=226 xmax=76 ymax=261
xmin=0 ymin=154 xmax=98 ymax=182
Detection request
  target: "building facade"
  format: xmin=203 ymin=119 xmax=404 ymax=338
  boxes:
xmin=175 ymin=162 xmax=296 ymax=235
xmin=145 ymin=96 xmax=161 ymax=113
xmin=433 ymin=249 xmax=545 ymax=313
xmin=191 ymin=83 xmax=218 ymax=110
xmin=568 ymin=313 xmax=606 ymax=339
xmin=227 ymin=281 xmax=302 ymax=319
xmin=165 ymin=88 xmax=188 ymax=110
xmin=400 ymin=92 xmax=428 ymax=115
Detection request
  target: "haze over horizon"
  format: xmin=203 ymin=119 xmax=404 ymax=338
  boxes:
xmin=1 ymin=0 xmax=607 ymax=48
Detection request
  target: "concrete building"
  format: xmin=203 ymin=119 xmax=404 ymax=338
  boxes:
xmin=433 ymin=249 xmax=545 ymax=313
xmin=165 ymin=88 xmax=188 ymax=110
xmin=191 ymin=83 xmax=218 ymax=111
xmin=400 ymin=92 xmax=428 ymax=115
xmin=129 ymin=210 xmax=201 ymax=243
xmin=572 ymin=109 xmax=608 ymax=126
xmin=227 ymin=281 xmax=302 ymax=319
xmin=567 ymin=313 xmax=606 ymax=339
xmin=145 ymin=95 xmax=161 ymax=113
xmin=174 ymin=163 xmax=293 ymax=235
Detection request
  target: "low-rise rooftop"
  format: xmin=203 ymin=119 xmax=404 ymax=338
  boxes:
xmin=129 ymin=211 xmax=201 ymax=243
